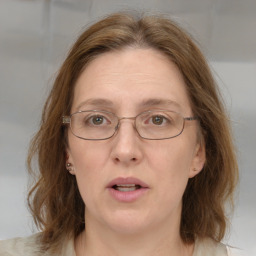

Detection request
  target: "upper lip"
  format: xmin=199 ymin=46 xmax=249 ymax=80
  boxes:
xmin=107 ymin=177 xmax=149 ymax=188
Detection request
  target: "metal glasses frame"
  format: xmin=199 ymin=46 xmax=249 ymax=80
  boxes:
xmin=62 ymin=110 xmax=198 ymax=141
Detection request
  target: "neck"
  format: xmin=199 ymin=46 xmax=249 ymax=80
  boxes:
xmin=75 ymin=212 xmax=194 ymax=256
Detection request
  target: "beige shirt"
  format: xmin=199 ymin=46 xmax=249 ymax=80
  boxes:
xmin=0 ymin=233 xmax=244 ymax=256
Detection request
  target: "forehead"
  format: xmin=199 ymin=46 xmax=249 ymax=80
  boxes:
xmin=72 ymin=48 xmax=192 ymax=115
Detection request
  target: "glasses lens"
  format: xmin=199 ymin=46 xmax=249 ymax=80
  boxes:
xmin=136 ymin=111 xmax=184 ymax=139
xmin=70 ymin=111 xmax=118 ymax=140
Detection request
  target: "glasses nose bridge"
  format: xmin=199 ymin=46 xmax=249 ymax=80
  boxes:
xmin=116 ymin=116 xmax=137 ymax=130
xmin=119 ymin=116 xmax=136 ymax=121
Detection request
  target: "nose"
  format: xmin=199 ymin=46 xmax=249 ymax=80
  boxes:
xmin=110 ymin=119 xmax=143 ymax=166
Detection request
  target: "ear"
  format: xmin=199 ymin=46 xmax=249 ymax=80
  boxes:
xmin=189 ymin=140 xmax=206 ymax=178
xmin=65 ymin=149 xmax=76 ymax=175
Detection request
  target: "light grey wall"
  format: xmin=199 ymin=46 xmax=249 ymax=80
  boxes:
xmin=1 ymin=0 xmax=255 ymax=254
xmin=212 ymin=62 xmax=256 ymax=253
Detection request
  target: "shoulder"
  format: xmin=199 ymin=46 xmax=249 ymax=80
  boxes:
xmin=0 ymin=233 xmax=75 ymax=256
xmin=0 ymin=233 xmax=46 ymax=256
xmin=194 ymin=237 xmax=227 ymax=256
xmin=226 ymin=245 xmax=247 ymax=256
xmin=194 ymin=238 xmax=246 ymax=256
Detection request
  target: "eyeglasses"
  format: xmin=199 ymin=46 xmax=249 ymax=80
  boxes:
xmin=62 ymin=110 xmax=198 ymax=140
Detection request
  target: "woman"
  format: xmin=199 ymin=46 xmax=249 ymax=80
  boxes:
xmin=0 ymin=12 xmax=239 ymax=255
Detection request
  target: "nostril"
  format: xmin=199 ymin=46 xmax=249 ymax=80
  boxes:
xmin=115 ymin=158 xmax=120 ymax=163
xmin=114 ymin=157 xmax=137 ymax=163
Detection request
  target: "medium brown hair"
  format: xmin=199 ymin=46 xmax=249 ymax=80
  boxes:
xmin=27 ymin=12 xmax=238 ymax=253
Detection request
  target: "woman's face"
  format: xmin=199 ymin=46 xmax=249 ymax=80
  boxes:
xmin=67 ymin=48 xmax=205 ymax=235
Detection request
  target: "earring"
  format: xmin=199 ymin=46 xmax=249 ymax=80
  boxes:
xmin=66 ymin=163 xmax=73 ymax=172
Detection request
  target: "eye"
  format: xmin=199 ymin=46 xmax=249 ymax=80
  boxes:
xmin=91 ymin=115 xmax=105 ymax=125
xmin=86 ymin=114 xmax=110 ymax=126
xmin=141 ymin=112 xmax=174 ymax=127
xmin=151 ymin=115 xmax=165 ymax=125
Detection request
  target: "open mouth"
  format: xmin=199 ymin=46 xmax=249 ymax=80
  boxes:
xmin=112 ymin=184 xmax=142 ymax=192
xmin=107 ymin=177 xmax=149 ymax=202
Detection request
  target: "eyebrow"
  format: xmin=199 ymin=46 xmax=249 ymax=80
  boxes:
xmin=75 ymin=98 xmax=182 ymax=111
xmin=75 ymin=98 xmax=114 ymax=111
xmin=138 ymin=98 xmax=182 ymax=110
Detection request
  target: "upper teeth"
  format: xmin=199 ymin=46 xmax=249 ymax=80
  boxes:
xmin=116 ymin=184 xmax=136 ymax=187
xmin=114 ymin=184 xmax=140 ymax=192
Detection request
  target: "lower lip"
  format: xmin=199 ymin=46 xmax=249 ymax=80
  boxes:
xmin=107 ymin=187 xmax=149 ymax=202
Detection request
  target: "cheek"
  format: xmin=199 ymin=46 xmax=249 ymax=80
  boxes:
xmin=147 ymin=140 xmax=194 ymax=175
xmin=73 ymin=145 xmax=108 ymax=171
xmin=68 ymin=139 xmax=110 ymax=200
xmin=68 ymin=131 xmax=109 ymax=170
xmin=146 ymin=141 xmax=194 ymax=197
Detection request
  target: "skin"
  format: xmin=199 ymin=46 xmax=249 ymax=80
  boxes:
xmin=66 ymin=47 xmax=205 ymax=256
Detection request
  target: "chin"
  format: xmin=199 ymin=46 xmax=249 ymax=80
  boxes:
xmin=104 ymin=209 xmax=151 ymax=235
